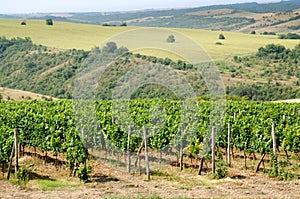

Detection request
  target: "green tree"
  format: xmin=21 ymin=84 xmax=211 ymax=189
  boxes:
xmin=279 ymin=33 xmax=300 ymax=40
xmin=46 ymin=19 xmax=53 ymax=26
xmin=21 ymin=21 xmax=26 ymax=26
xmin=102 ymin=42 xmax=117 ymax=53
xmin=219 ymin=34 xmax=225 ymax=40
xmin=166 ymin=34 xmax=175 ymax=43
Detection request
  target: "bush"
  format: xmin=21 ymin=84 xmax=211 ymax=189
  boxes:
xmin=278 ymin=33 xmax=300 ymax=39
xmin=211 ymin=160 xmax=228 ymax=179
xmin=20 ymin=21 xmax=26 ymax=26
xmin=78 ymin=164 xmax=92 ymax=183
xmin=250 ymin=30 xmax=256 ymax=34
xmin=261 ymin=31 xmax=276 ymax=35
xmin=218 ymin=34 xmax=225 ymax=40
xmin=46 ymin=19 xmax=53 ymax=26
xmin=216 ymin=42 xmax=223 ymax=45
xmin=16 ymin=168 xmax=29 ymax=184
xmin=166 ymin=34 xmax=175 ymax=43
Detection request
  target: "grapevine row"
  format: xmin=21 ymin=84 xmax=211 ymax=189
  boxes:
xmin=0 ymin=99 xmax=299 ymax=175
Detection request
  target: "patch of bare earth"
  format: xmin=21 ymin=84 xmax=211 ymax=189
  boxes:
xmin=0 ymin=87 xmax=58 ymax=101
xmin=0 ymin=153 xmax=299 ymax=199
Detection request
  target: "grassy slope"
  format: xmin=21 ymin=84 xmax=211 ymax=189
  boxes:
xmin=0 ymin=18 xmax=132 ymax=50
xmin=176 ymin=28 xmax=299 ymax=59
xmin=0 ymin=18 xmax=299 ymax=60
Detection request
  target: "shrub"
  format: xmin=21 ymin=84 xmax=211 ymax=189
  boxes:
xmin=218 ymin=34 xmax=225 ymax=40
xmin=278 ymin=33 xmax=300 ymax=39
xmin=46 ymin=19 xmax=53 ymax=26
xmin=211 ymin=160 xmax=228 ymax=179
xmin=16 ymin=168 xmax=29 ymax=184
xmin=166 ymin=34 xmax=175 ymax=43
xmin=78 ymin=164 xmax=92 ymax=183
xmin=261 ymin=31 xmax=276 ymax=35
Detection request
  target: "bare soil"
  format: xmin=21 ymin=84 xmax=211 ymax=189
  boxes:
xmin=0 ymin=87 xmax=58 ymax=101
xmin=0 ymin=154 xmax=299 ymax=199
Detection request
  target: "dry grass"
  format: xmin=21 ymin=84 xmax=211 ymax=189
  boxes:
xmin=274 ymin=99 xmax=300 ymax=103
xmin=0 ymin=87 xmax=58 ymax=101
xmin=1 ymin=147 xmax=299 ymax=199
xmin=0 ymin=18 xmax=299 ymax=61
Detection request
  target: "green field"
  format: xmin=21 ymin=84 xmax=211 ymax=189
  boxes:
xmin=0 ymin=18 xmax=299 ymax=60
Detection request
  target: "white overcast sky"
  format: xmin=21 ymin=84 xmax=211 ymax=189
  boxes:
xmin=0 ymin=0 xmax=279 ymax=14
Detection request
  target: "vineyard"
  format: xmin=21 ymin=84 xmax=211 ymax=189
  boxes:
xmin=0 ymin=99 xmax=299 ymax=182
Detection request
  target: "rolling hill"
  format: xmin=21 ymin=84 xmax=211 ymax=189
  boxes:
xmin=4 ymin=0 xmax=300 ymax=34
xmin=0 ymin=3 xmax=300 ymax=101
xmin=0 ymin=36 xmax=299 ymax=101
xmin=0 ymin=18 xmax=299 ymax=61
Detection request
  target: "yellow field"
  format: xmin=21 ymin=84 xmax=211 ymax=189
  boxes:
xmin=0 ymin=18 xmax=299 ymax=60
xmin=0 ymin=18 xmax=132 ymax=50
xmin=176 ymin=28 xmax=299 ymax=59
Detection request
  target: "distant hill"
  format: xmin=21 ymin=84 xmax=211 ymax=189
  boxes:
xmin=0 ymin=37 xmax=299 ymax=101
xmin=6 ymin=0 xmax=300 ymax=33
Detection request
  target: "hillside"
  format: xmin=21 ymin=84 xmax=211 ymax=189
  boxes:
xmin=5 ymin=0 xmax=300 ymax=33
xmin=0 ymin=18 xmax=299 ymax=61
xmin=0 ymin=87 xmax=57 ymax=101
xmin=0 ymin=37 xmax=299 ymax=101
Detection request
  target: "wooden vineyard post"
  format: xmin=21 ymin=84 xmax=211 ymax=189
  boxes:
xmin=227 ymin=123 xmax=231 ymax=166
xmin=143 ymin=126 xmax=150 ymax=181
xmin=271 ymin=123 xmax=277 ymax=160
xmin=14 ymin=128 xmax=19 ymax=173
xmin=232 ymin=112 xmax=236 ymax=160
xmin=211 ymin=126 xmax=216 ymax=174
xmin=81 ymin=128 xmax=87 ymax=171
xmin=133 ymin=140 xmax=144 ymax=174
xmin=127 ymin=126 xmax=132 ymax=173
xmin=179 ymin=125 xmax=184 ymax=171
xmin=81 ymin=127 xmax=84 ymax=142
xmin=7 ymin=143 xmax=15 ymax=180
xmin=198 ymin=155 xmax=205 ymax=175
xmin=112 ymin=116 xmax=115 ymax=124
xmin=256 ymin=153 xmax=266 ymax=172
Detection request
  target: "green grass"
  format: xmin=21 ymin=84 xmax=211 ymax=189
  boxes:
xmin=0 ymin=18 xmax=299 ymax=60
xmin=34 ymin=179 xmax=79 ymax=191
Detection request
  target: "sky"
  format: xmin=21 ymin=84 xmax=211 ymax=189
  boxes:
xmin=0 ymin=0 xmax=279 ymax=14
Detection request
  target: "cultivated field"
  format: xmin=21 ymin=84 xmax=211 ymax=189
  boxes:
xmin=1 ymin=16 xmax=300 ymax=199
xmin=0 ymin=18 xmax=299 ymax=60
